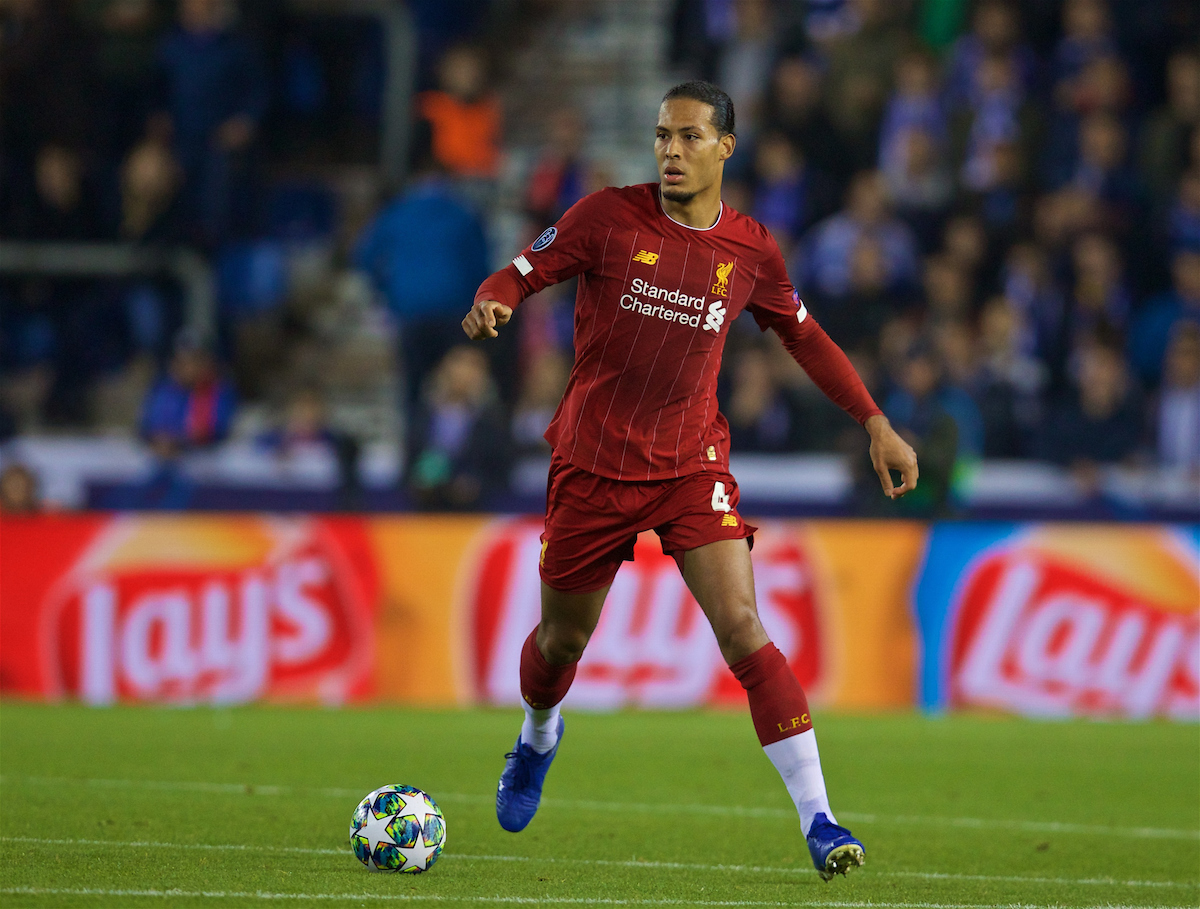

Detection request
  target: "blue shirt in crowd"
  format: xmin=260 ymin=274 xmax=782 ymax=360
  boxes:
xmin=353 ymin=177 xmax=490 ymax=323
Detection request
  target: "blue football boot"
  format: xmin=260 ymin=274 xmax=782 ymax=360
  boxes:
xmin=495 ymin=716 xmax=564 ymax=832
xmin=806 ymin=812 xmax=865 ymax=880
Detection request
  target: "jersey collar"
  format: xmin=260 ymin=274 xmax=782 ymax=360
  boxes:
xmin=657 ymin=189 xmax=724 ymax=232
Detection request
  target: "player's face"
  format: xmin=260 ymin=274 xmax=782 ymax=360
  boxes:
xmin=655 ymin=99 xmax=735 ymax=204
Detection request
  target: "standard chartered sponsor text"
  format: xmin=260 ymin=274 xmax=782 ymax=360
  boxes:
xmin=621 ymin=277 xmax=706 ymax=326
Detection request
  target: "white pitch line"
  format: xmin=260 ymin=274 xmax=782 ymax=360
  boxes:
xmin=0 ymin=889 xmax=1194 ymax=909
xmin=2 ymin=837 xmax=1195 ymax=891
xmin=2 ymin=774 xmax=1197 ymax=842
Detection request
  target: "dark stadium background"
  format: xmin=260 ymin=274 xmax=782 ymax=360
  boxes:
xmin=1 ymin=0 xmax=1196 ymax=521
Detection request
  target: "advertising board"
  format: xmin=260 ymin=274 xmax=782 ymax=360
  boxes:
xmin=916 ymin=523 xmax=1200 ymax=720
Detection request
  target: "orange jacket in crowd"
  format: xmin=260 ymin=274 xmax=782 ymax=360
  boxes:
xmin=417 ymin=90 xmax=502 ymax=177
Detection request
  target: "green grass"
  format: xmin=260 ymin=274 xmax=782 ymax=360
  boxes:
xmin=0 ymin=703 xmax=1197 ymax=908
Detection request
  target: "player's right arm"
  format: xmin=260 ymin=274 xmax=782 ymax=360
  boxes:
xmin=462 ymin=300 xmax=512 ymax=339
xmin=461 ymin=190 xmax=609 ymax=340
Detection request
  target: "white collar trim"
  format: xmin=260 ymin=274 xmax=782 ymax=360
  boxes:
xmin=659 ymin=191 xmax=724 ymax=231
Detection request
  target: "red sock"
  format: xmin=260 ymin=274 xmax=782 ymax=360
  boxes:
xmin=519 ymin=626 xmax=578 ymax=710
xmin=729 ymin=642 xmax=813 ymax=746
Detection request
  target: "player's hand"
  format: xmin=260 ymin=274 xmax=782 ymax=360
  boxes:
xmin=865 ymin=414 xmax=919 ymax=499
xmin=462 ymin=299 xmax=512 ymax=339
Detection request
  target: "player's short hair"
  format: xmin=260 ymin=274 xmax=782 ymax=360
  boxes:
xmin=662 ymin=81 xmax=736 ymax=136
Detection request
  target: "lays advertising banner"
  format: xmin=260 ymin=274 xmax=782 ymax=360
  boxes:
xmin=1 ymin=514 xmax=1196 ymax=721
xmin=0 ymin=515 xmax=380 ymax=705
xmin=916 ymin=523 xmax=1200 ymax=721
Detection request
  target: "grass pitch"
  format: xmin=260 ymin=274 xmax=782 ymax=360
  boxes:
xmin=0 ymin=704 xmax=1197 ymax=908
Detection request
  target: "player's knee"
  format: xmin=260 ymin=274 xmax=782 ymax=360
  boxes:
xmin=714 ymin=608 xmax=767 ymax=664
xmin=539 ymin=623 xmax=591 ymax=665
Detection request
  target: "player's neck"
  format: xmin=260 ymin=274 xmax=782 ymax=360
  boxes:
xmin=659 ymin=186 xmax=723 ymax=230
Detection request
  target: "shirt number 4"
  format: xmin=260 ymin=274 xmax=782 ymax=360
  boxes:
xmin=710 ymin=481 xmax=732 ymax=513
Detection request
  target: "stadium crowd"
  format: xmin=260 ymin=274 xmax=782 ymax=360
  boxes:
xmin=1 ymin=0 xmax=1198 ymax=515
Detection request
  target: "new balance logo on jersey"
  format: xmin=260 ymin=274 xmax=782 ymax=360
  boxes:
xmin=702 ymin=299 xmax=727 ymax=332
xmin=632 ymin=249 xmax=659 ymax=265
xmin=711 ymin=261 xmax=733 ymax=296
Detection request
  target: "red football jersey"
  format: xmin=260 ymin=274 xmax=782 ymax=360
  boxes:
xmin=476 ymin=183 xmax=880 ymax=481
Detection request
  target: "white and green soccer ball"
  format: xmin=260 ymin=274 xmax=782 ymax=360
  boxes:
xmin=349 ymin=784 xmax=446 ymax=873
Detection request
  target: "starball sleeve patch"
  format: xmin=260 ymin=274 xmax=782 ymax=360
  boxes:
xmin=531 ymin=227 xmax=558 ymax=251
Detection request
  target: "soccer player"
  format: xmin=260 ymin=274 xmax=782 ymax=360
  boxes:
xmin=462 ymin=81 xmax=918 ymax=880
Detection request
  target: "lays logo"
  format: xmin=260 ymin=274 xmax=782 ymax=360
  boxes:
xmin=40 ymin=516 xmax=376 ymax=705
xmin=469 ymin=519 xmax=826 ymax=709
xmin=949 ymin=527 xmax=1199 ymax=720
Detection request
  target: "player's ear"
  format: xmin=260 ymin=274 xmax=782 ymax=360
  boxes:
xmin=718 ymin=133 xmax=736 ymax=161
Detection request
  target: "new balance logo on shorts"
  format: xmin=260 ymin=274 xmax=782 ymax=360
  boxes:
xmin=721 ymin=514 xmax=739 ymax=527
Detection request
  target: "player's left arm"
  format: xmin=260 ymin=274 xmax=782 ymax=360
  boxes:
xmin=748 ymin=245 xmax=918 ymax=499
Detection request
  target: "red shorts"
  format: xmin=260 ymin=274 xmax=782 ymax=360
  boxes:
xmin=539 ymin=451 xmax=757 ymax=593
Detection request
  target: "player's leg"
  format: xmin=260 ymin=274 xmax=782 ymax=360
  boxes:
xmin=518 ymin=581 xmax=609 ymax=752
xmin=498 ymin=580 xmax=611 ymax=832
xmin=499 ymin=453 xmax=632 ymax=832
xmin=681 ymin=539 xmax=864 ymax=879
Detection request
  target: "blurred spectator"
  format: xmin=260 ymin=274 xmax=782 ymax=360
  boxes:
xmin=800 ymin=0 xmax=859 ymax=45
xmin=22 ymin=145 xmax=102 ymax=241
xmin=259 ymin=385 xmax=362 ymax=508
xmin=973 ymin=295 xmax=1047 ymax=457
xmin=886 ymin=127 xmax=954 ymax=245
xmin=1002 ymin=241 xmax=1068 ymax=377
xmin=1140 ymin=50 xmax=1200 ymax=206
xmin=417 ymin=43 xmax=501 ymax=179
xmin=922 ymin=252 xmax=976 ymax=326
xmin=0 ymin=461 xmax=41 ymax=514
xmin=511 ymin=349 xmax=570 ymax=458
xmin=1043 ymin=52 xmax=1136 ymax=199
xmin=823 ymin=0 xmax=913 ymax=175
xmin=715 ymin=0 xmax=778 ymax=140
xmin=724 ymin=343 xmax=801 ymax=452
xmin=1038 ymin=336 xmax=1143 ymax=492
xmin=932 ymin=317 xmax=979 ymax=391
xmin=1059 ymin=111 xmax=1141 ymax=235
xmin=940 ymin=212 xmax=994 ymax=287
xmin=798 ymin=170 xmax=919 ymax=300
xmin=944 ymin=0 xmax=1038 ymax=111
xmin=140 ymin=334 xmax=237 ymax=460
xmin=1168 ymin=163 xmax=1200 ymax=252
xmin=152 ymin=0 xmax=268 ymax=245
xmin=885 ymin=337 xmax=985 ymax=460
xmin=78 ymin=0 xmax=164 ymax=160
xmin=878 ymin=49 xmax=946 ymax=180
xmin=119 ymin=139 xmax=186 ymax=244
xmin=258 ymin=386 xmax=338 ymax=458
xmin=1052 ymin=0 xmax=1118 ymax=107
xmin=353 ymin=120 xmax=491 ymax=405
xmin=0 ymin=0 xmax=97 ymax=224
xmin=113 ymin=137 xmax=188 ymax=366
xmin=1153 ymin=323 xmax=1200 ymax=472
xmin=878 ymin=40 xmax=952 ymax=243
xmin=1065 ymin=231 xmax=1128 ymax=340
xmin=879 ymin=339 xmax=981 ymax=515
xmin=750 ymin=132 xmax=836 ymax=255
xmin=952 ymin=53 xmax=1041 ymax=215
xmin=405 ymin=345 xmax=509 ymax=510
xmin=760 ymin=54 xmax=850 ymax=183
xmin=819 ymin=235 xmax=905 ymax=351
xmin=1129 ymin=247 xmax=1200 ymax=387
xmin=525 ymin=108 xmax=589 ymax=227
xmin=1065 ymin=232 xmax=1131 ymax=352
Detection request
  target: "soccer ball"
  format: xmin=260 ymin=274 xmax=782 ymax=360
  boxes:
xmin=349 ymin=784 xmax=446 ymax=873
